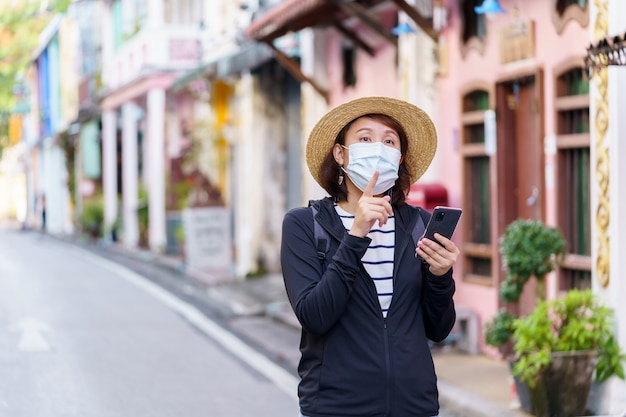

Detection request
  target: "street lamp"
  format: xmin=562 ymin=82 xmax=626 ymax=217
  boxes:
xmin=392 ymin=22 xmax=416 ymax=36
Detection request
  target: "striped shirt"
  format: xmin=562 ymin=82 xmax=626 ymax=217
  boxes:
xmin=335 ymin=205 xmax=395 ymax=318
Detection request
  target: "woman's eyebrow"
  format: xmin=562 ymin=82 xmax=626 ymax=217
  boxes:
xmin=354 ymin=127 xmax=399 ymax=137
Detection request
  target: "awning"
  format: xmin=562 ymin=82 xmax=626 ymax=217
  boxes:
xmin=245 ymin=0 xmax=332 ymax=42
xmin=171 ymin=42 xmax=274 ymax=92
xmin=245 ymin=0 xmax=438 ymax=44
xmin=243 ymin=0 xmax=439 ymax=102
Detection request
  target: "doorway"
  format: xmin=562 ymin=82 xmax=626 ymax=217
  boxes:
xmin=496 ymin=74 xmax=544 ymax=226
xmin=495 ymin=73 xmax=545 ymax=315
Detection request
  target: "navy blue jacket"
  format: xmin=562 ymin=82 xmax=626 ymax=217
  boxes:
xmin=280 ymin=197 xmax=456 ymax=417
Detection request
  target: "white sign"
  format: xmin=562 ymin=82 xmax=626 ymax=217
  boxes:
xmin=182 ymin=207 xmax=232 ymax=283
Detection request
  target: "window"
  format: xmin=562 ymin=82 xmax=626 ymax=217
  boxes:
xmin=556 ymin=0 xmax=588 ymax=16
xmin=555 ymin=66 xmax=591 ymax=290
xmin=342 ymin=47 xmax=357 ymax=88
xmin=461 ymin=89 xmax=493 ymax=283
xmin=461 ymin=0 xmax=486 ymax=44
xmin=459 ymin=0 xmax=486 ymax=58
xmin=552 ymin=0 xmax=589 ymax=33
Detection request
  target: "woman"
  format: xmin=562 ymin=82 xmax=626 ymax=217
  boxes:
xmin=280 ymin=96 xmax=459 ymax=417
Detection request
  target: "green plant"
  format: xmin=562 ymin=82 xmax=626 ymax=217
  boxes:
xmin=484 ymin=219 xmax=568 ymax=351
xmin=79 ymin=200 xmax=104 ymax=238
xmin=484 ymin=308 xmax=516 ymax=348
xmin=169 ymin=179 xmax=193 ymax=210
xmin=174 ymin=224 xmax=184 ymax=242
xmin=499 ymin=219 xmax=567 ymax=302
xmin=512 ymin=289 xmax=626 ymax=387
xmin=105 ymin=216 xmax=122 ymax=242
xmin=137 ymin=184 xmax=149 ymax=247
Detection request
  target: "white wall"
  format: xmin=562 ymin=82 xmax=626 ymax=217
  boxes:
xmin=590 ymin=0 xmax=626 ymax=413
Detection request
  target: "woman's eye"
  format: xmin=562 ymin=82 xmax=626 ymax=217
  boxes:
xmin=360 ymin=136 xmax=371 ymax=142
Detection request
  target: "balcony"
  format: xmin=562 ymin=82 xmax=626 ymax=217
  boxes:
xmin=105 ymin=25 xmax=202 ymax=91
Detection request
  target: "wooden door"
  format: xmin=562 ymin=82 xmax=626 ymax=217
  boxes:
xmin=512 ymin=78 xmax=542 ymax=221
xmin=495 ymin=74 xmax=545 ymax=316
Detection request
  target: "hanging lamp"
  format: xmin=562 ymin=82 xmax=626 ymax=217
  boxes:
xmin=474 ymin=0 xmax=506 ymax=15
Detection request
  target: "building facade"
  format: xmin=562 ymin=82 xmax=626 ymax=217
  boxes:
xmin=435 ymin=0 xmax=625 ymax=412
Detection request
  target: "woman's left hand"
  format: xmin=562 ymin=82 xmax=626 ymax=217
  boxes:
xmin=415 ymin=233 xmax=460 ymax=276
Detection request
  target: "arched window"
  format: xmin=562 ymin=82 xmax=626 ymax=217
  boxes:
xmin=460 ymin=0 xmax=486 ymax=56
xmin=552 ymin=0 xmax=589 ymax=33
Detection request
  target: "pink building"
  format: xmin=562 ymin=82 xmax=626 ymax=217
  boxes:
xmin=99 ymin=0 xmax=203 ymax=251
xmin=435 ymin=0 xmax=592 ymax=355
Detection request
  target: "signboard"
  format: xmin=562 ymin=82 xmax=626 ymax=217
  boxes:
xmin=499 ymin=19 xmax=535 ymax=64
xmin=182 ymin=207 xmax=232 ymax=284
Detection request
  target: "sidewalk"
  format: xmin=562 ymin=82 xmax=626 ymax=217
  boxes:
xmin=200 ymin=272 xmax=530 ymax=417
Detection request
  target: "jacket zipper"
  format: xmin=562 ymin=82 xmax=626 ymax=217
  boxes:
xmin=383 ymin=319 xmax=392 ymax=416
xmin=382 ymin=213 xmax=418 ymax=416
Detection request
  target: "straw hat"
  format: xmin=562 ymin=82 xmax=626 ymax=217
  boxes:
xmin=306 ymin=96 xmax=437 ymax=187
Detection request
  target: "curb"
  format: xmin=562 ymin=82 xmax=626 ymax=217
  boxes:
xmin=438 ymin=379 xmax=528 ymax=417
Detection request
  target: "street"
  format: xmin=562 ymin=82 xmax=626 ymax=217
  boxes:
xmin=0 ymin=227 xmax=298 ymax=417
xmin=0 ymin=226 xmax=462 ymax=417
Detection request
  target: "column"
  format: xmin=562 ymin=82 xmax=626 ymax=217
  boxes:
xmin=102 ymin=110 xmax=118 ymax=230
xmin=607 ymin=0 xmax=626 ymax=410
xmin=122 ymin=102 xmax=139 ymax=247
xmin=147 ymin=88 xmax=166 ymax=252
xmin=101 ymin=1 xmax=114 ymax=89
xmin=300 ymin=27 xmax=329 ymax=202
xmin=234 ymin=74 xmax=252 ymax=277
xmin=147 ymin=0 xmax=164 ymax=27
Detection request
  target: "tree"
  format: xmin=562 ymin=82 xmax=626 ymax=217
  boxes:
xmin=0 ymin=0 xmax=70 ymax=156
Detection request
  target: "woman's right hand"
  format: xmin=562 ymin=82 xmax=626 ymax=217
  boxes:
xmin=349 ymin=171 xmax=394 ymax=238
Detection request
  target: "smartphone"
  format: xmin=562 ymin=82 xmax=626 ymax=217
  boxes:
xmin=420 ymin=206 xmax=462 ymax=246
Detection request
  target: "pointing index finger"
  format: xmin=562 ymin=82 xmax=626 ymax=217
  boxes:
xmin=363 ymin=170 xmax=379 ymax=197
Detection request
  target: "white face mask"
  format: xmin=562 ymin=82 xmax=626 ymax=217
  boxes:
xmin=342 ymin=142 xmax=402 ymax=195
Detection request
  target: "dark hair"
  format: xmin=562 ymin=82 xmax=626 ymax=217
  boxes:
xmin=318 ymin=114 xmax=410 ymax=205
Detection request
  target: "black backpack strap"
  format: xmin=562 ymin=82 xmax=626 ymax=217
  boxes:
xmin=412 ymin=207 xmax=431 ymax=268
xmin=411 ymin=207 xmax=428 ymax=247
xmin=310 ymin=203 xmax=330 ymax=265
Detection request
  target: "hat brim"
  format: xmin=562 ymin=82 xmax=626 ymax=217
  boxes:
xmin=306 ymin=96 xmax=437 ymax=188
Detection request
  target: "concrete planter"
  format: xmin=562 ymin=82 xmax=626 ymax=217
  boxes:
xmin=509 ymin=359 xmax=534 ymax=414
xmin=527 ymin=350 xmax=597 ymax=417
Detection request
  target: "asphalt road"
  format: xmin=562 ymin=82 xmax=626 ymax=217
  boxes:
xmin=0 ymin=227 xmax=464 ymax=417
xmin=0 ymin=228 xmax=298 ymax=417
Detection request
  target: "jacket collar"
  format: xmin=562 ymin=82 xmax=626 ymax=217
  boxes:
xmin=311 ymin=197 xmax=420 ymax=243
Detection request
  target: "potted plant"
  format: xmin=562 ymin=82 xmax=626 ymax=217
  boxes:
xmin=499 ymin=219 xmax=567 ymax=302
xmin=108 ymin=216 xmax=122 ymax=242
xmin=174 ymin=224 xmax=185 ymax=259
xmin=137 ymin=184 xmax=149 ymax=248
xmin=79 ymin=199 xmax=104 ymax=240
xmin=485 ymin=219 xmax=568 ymax=349
xmin=483 ymin=218 xmax=567 ymax=412
xmin=511 ymin=289 xmax=626 ymax=417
